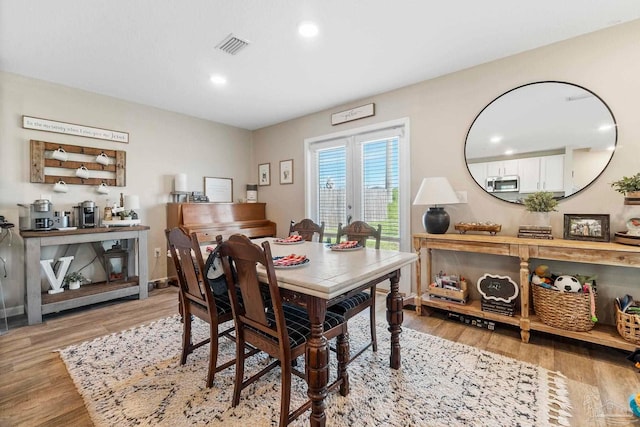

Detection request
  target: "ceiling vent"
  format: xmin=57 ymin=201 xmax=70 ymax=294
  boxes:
xmin=215 ymin=33 xmax=250 ymax=55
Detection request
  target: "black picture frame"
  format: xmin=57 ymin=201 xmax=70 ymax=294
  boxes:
xmin=563 ymin=214 xmax=610 ymax=242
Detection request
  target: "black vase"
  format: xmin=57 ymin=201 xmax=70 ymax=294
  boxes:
xmin=423 ymin=207 xmax=450 ymax=234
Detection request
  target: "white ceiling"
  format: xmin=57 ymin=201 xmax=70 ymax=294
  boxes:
xmin=1 ymin=1 xmax=639 ymax=130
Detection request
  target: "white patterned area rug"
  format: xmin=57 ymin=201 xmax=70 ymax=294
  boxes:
xmin=58 ymin=314 xmax=571 ymax=426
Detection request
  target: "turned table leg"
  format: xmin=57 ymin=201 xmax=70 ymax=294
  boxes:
xmin=306 ymin=297 xmax=329 ymax=427
xmin=386 ymin=269 xmax=403 ymax=370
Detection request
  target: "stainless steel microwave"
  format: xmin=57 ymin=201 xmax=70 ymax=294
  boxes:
xmin=486 ymin=175 xmax=519 ymax=193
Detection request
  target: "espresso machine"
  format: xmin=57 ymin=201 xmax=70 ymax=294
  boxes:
xmin=74 ymin=201 xmax=99 ymax=228
xmin=18 ymin=200 xmax=55 ymax=231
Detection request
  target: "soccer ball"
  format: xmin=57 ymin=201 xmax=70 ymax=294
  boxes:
xmin=553 ymin=275 xmax=581 ymax=292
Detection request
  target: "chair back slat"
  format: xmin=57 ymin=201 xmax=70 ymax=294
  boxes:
xmin=217 ymin=234 xmax=289 ymax=346
xmin=166 ymin=228 xmax=209 ymax=305
xmin=289 ymin=218 xmax=325 ymax=242
xmin=336 ymin=221 xmax=382 ymax=249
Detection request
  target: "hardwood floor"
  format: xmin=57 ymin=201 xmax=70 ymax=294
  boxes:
xmin=1 ymin=288 xmax=638 ymax=426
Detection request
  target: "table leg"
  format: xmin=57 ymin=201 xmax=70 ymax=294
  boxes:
xmin=386 ymin=269 xmax=403 ymax=369
xmin=306 ymin=297 xmax=329 ymax=427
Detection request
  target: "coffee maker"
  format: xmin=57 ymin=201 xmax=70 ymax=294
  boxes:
xmin=74 ymin=201 xmax=99 ymax=228
xmin=18 ymin=201 xmax=55 ymax=231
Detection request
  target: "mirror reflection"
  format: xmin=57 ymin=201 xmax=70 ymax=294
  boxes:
xmin=465 ymin=81 xmax=617 ymax=203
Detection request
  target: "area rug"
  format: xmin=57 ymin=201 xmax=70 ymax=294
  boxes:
xmin=58 ymin=314 xmax=571 ymax=426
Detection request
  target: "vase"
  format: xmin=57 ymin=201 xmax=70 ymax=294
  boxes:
xmin=525 ymin=212 xmax=550 ymax=227
xmin=69 ymin=280 xmax=81 ymax=290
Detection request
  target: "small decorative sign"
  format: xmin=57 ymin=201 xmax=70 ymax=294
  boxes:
xmin=476 ymin=273 xmax=519 ymax=303
xmin=204 ymin=177 xmax=233 ymax=203
xmin=331 ymin=103 xmax=375 ymax=126
xmin=23 ymin=116 xmax=129 ymax=143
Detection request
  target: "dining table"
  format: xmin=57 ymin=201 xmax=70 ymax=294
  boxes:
xmin=203 ymin=237 xmax=417 ymax=427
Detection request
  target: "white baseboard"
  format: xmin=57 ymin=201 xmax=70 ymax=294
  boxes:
xmin=1 ymin=305 xmax=24 ymax=318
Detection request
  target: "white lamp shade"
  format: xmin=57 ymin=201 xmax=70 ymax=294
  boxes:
xmin=124 ymin=195 xmax=140 ymax=210
xmin=174 ymin=173 xmax=188 ymax=192
xmin=413 ymin=177 xmax=460 ymax=206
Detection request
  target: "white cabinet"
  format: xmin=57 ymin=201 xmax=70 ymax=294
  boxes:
xmin=518 ymin=155 xmax=564 ymax=193
xmin=468 ymin=163 xmax=487 ymax=189
xmin=486 ymin=159 xmax=518 ymax=177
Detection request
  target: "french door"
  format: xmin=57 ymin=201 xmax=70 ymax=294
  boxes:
xmin=305 ymin=118 xmax=411 ymax=293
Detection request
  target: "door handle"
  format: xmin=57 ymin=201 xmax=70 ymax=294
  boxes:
xmin=347 ymin=214 xmax=352 ymax=224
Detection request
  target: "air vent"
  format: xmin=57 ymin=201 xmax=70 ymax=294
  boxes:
xmin=215 ymin=34 xmax=250 ymax=55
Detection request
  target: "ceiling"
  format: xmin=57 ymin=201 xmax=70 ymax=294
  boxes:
xmin=1 ymin=1 xmax=639 ymax=130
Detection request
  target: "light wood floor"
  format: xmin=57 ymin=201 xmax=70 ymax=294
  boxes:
xmin=1 ymin=287 xmax=638 ymax=426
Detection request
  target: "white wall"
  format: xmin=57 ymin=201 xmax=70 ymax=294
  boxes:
xmin=252 ymin=20 xmax=640 ymax=325
xmin=0 ymin=72 xmax=253 ymax=314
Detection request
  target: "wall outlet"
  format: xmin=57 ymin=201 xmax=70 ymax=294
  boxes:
xmin=154 ymin=247 xmax=161 ymax=258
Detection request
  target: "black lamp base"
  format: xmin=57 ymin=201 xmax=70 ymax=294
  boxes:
xmin=423 ymin=207 xmax=450 ymax=234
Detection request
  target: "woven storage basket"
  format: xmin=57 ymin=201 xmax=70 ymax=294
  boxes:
xmin=532 ymin=284 xmax=596 ymax=332
xmin=616 ymin=306 xmax=640 ymax=345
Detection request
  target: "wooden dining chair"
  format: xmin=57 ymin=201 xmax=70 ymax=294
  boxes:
xmin=289 ymin=218 xmax=325 ymax=242
xmin=216 ymin=233 xmax=349 ymax=427
xmin=165 ymin=227 xmax=256 ymax=387
xmin=330 ymin=221 xmax=382 ymax=362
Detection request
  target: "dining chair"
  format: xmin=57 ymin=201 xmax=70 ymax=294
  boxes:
xmin=330 ymin=220 xmax=382 ymax=362
xmin=165 ymin=227 xmax=256 ymax=387
xmin=289 ymin=218 xmax=325 ymax=242
xmin=216 ymin=233 xmax=349 ymax=427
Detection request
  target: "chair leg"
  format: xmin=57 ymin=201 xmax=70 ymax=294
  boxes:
xmin=206 ymin=321 xmax=218 ymax=388
xmin=369 ymin=288 xmax=377 ymax=352
xmin=337 ymin=331 xmax=350 ymax=396
xmin=279 ymin=355 xmax=292 ymax=427
xmin=232 ymin=330 xmax=245 ymax=407
xmin=181 ymin=309 xmax=191 ymax=365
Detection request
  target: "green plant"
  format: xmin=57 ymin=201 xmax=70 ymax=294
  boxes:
xmin=64 ymin=271 xmax=86 ymax=285
xmin=610 ymin=173 xmax=640 ymax=195
xmin=522 ymin=191 xmax=558 ymax=212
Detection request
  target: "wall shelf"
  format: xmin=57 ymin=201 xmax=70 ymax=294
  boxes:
xmin=30 ymin=139 xmax=126 ymax=186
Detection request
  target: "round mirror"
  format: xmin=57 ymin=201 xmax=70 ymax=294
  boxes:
xmin=465 ymin=81 xmax=617 ymax=203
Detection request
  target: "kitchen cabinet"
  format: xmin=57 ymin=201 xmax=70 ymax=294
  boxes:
xmin=413 ymin=232 xmax=640 ymax=351
xmin=486 ymin=159 xmax=519 ymax=177
xmin=518 ymin=155 xmax=564 ymax=193
xmin=467 ymin=163 xmax=487 ymax=189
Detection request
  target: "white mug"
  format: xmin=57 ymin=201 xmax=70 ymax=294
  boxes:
xmin=96 ymin=152 xmax=110 ymax=166
xmin=75 ymin=166 xmax=90 ymax=179
xmin=52 ymin=148 xmax=68 ymax=161
xmin=53 ymin=180 xmax=68 ymax=193
xmin=97 ymin=182 xmax=110 ymax=194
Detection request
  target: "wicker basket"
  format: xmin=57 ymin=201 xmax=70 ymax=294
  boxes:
xmin=616 ymin=306 xmax=640 ymax=345
xmin=532 ymin=284 xmax=596 ymax=332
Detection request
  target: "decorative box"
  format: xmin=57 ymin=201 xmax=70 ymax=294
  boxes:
xmin=428 ymin=279 xmax=468 ymax=304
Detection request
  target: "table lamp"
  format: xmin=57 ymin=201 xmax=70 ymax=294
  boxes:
xmin=124 ymin=195 xmax=140 ymax=220
xmin=413 ymin=177 xmax=461 ymax=234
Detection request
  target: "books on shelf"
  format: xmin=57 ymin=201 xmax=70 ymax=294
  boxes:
xmin=518 ymin=225 xmax=553 ymax=239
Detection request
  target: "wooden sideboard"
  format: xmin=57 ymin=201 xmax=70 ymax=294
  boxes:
xmin=166 ymin=202 xmax=276 ymax=277
xmin=413 ymin=232 xmax=640 ymax=351
xmin=21 ymin=226 xmax=149 ymax=325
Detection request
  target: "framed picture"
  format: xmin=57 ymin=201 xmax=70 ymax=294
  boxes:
xmin=258 ymin=163 xmax=271 ymax=186
xmin=563 ymin=214 xmax=610 ymax=242
xmin=204 ymin=177 xmax=233 ymax=203
xmin=280 ymin=159 xmax=293 ymax=184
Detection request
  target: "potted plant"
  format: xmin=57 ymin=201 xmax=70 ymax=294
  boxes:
xmin=523 ymin=191 xmax=558 ymax=213
xmin=64 ymin=271 xmax=86 ymax=290
xmin=611 ymin=173 xmax=640 ymax=198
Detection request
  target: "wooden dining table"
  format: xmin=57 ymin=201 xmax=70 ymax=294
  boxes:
xmin=203 ymin=237 xmax=417 ymax=427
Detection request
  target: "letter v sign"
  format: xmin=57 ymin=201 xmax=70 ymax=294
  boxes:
xmin=39 ymin=256 xmax=74 ymax=294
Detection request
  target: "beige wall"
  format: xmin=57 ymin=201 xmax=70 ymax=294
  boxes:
xmin=0 ymin=72 xmax=253 ymax=314
xmin=253 ymin=20 xmax=640 ymax=325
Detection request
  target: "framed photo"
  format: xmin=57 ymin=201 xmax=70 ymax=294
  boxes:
xmin=563 ymin=214 xmax=610 ymax=242
xmin=280 ymin=159 xmax=293 ymax=184
xmin=258 ymin=163 xmax=271 ymax=186
xmin=204 ymin=177 xmax=232 ymax=203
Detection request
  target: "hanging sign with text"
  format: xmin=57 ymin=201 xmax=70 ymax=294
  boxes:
xmin=23 ymin=116 xmax=129 ymax=143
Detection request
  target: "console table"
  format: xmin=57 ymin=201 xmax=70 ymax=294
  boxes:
xmin=21 ymin=226 xmax=149 ymax=324
xmin=413 ymin=232 xmax=640 ymax=351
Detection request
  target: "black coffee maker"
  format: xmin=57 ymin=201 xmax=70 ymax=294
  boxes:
xmin=74 ymin=201 xmax=99 ymax=228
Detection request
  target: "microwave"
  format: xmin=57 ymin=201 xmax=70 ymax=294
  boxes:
xmin=486 ymin=175 xmax=519 ymax=193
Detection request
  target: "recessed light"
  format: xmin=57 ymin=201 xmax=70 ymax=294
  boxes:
xmin=490 ymin=136 xmax=502 ymax=143
xmin=504 ymin=149 xmax=514 ymax=155
xmin=598 ymin=124 xmax=614 ymax=132
xmin=298 ymin=21 xmax=319 ymax=38
xmin=210 ymin=74 xmax=227 ymax=85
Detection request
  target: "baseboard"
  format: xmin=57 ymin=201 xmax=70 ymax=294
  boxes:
xmin=1 ymin=304 xmax=24 ymax=318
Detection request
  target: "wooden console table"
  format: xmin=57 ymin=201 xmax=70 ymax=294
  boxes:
xmin=21 ymin=226 xmax=149 ymax=324
xmin=413 ymin=232 xmax=640 ymax=351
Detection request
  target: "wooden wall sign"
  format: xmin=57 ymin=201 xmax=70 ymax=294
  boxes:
xmin=476 ymin=273 xmax=519 ymax=303
xmin=331 ymin=103 xmax=375 ymax=125
xmin=30 ymin=140 xmax=126 ymax=186
xmin=23 ymin=116 xmax=129 ymax=143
